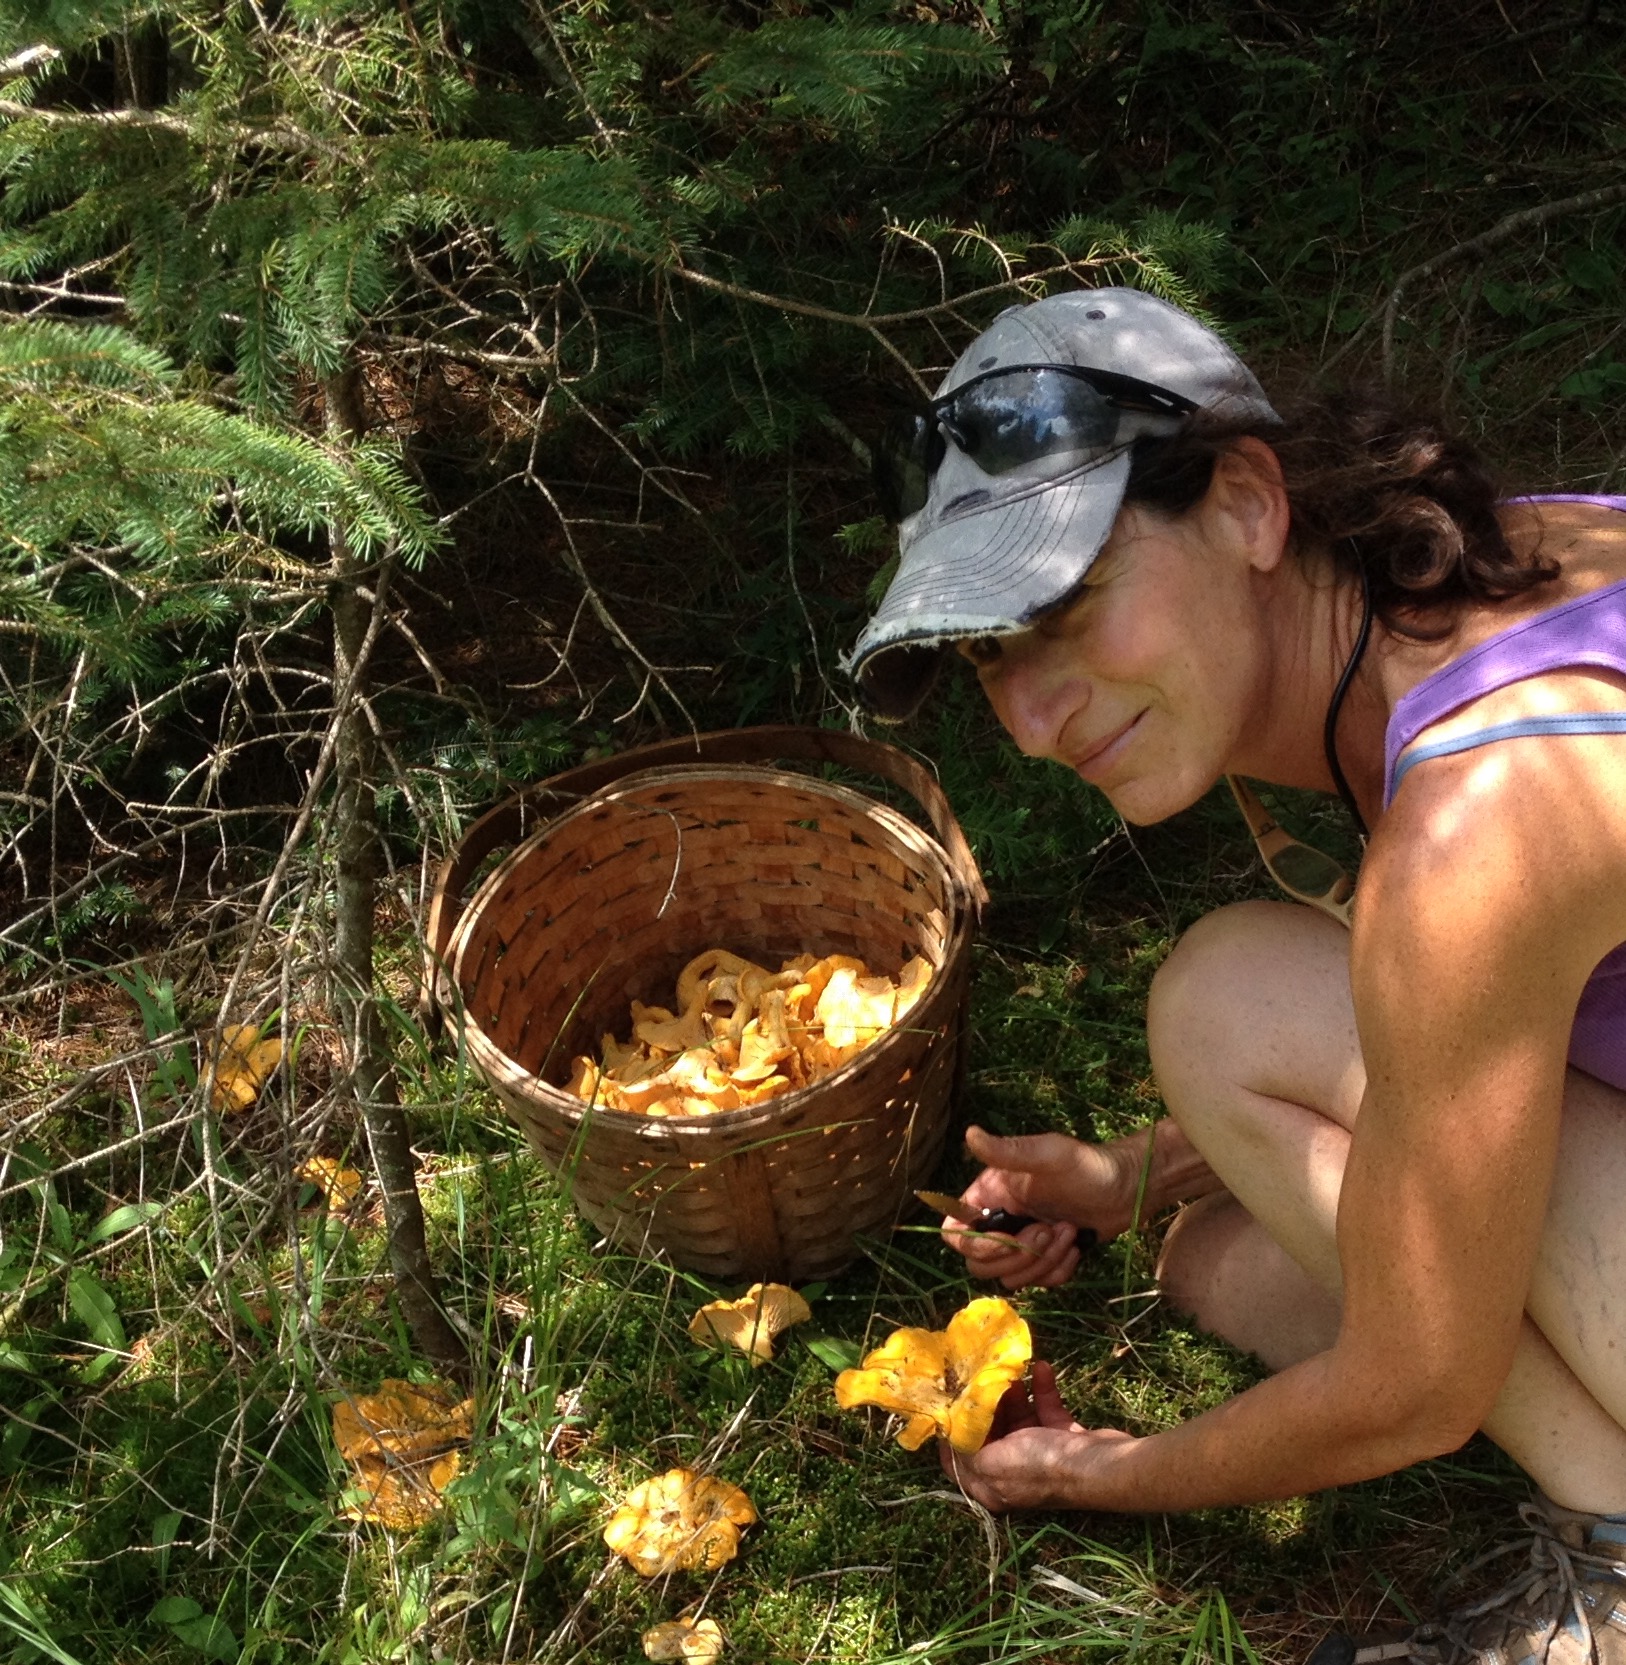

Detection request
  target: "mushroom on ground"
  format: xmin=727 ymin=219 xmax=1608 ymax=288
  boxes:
xmin=688 ymin=1283 xmax=812 ymax=1364
xmin=602 ymin=1468 xmax=757 ymax=1577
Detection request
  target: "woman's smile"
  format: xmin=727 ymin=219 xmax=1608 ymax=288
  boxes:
xmin=1065 ymin=709 xmax=1147 ymax=782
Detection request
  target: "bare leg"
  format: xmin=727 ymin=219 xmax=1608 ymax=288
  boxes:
xmin=1156 ymin=1192 xmax=1341 ymax=1371
xmin=1148 ymin=900 xmax=1626 ymax=1514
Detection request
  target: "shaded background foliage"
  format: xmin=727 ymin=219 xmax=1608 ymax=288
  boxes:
xmin=3 ymin=0 xmax=1622 ymax=897
xmin=0 ymin=0 xmax=1624 ymax=1661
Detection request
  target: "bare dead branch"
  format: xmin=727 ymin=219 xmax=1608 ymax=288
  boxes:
xmin=1381 ymin=182 xmax=1626 ymax=382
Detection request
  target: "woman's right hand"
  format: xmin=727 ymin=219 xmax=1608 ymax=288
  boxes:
xmin=941 ymin=1125 xmax=1142 ymax=1290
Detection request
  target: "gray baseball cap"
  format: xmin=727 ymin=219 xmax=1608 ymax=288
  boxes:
xmin=844 ymin=287 xmax=1278 ymax=720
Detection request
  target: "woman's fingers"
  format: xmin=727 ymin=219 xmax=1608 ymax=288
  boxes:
xmin=1028 ymin=1361 xmax=1084 ymax=1431
xmin=986 ymin=1377 xmax=1040 ymax=1441
xmin=948 ymin=1425 xmax=1136 ymax=1512
xmin=963 ymin=1124 xmax=1065 ymax=1181
xmin=948 ymin=1220 xmax=1079 ymax=1289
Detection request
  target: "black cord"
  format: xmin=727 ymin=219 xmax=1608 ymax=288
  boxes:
xmin=1323 ymin=562 xmax=1374 ymax=841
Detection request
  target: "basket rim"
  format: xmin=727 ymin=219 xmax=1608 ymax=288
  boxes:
xmin=444 ymin=760 xmax=975 ymax=1134
xmin=420 ymin=724 xmax=988 ymax=1035
xmin=448 ymin=760 xmax=966 ymax=961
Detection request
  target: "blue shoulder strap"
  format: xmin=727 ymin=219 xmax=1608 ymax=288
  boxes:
xmin=1392 ymin=712 xmax=1626 ymax=794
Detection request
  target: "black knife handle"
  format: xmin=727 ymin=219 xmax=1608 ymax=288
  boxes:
xmin=977 ymin=1209 xmax=1097 ymax=1247
xmin=977 ymin=1207 xmax=1038 ymax=1234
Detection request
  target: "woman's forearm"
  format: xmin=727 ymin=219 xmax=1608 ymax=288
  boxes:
xmin=1111 ymin=1118 xmax=1229 ymax=1225
xmin=980 ymin=1342 xmax=1458 ymax=1513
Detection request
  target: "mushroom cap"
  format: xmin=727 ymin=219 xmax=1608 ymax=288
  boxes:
xmin=298 ymin=1155 xmax=364 ymax=1212
xmin=208 ymin=1022 xmax=282 ymax=1114
xmin=332 ymin=1379 xmax=473 ymax=1529
xmin=603 ymin=1468 xmax=757 ymax=1576
xmin=894 ymin=954 xmax=934 ymax=1020
xmin=643 ymin=1617 xmax=726 ymax=1661
xmin=688 ymin=1282 xmax=813 ymax=1363
xmin=566 ymin=949 xmax=932 ymax=1115
xmin=833 ymin=1296 xmax=1031 ymax=1453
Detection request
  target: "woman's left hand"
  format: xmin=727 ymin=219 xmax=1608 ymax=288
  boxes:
xmin=938 ymin=1361 xmax=1137 ymax=1511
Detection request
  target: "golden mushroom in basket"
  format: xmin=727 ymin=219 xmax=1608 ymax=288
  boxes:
xmin=565 ymin=947 xmax=940 ymax=1114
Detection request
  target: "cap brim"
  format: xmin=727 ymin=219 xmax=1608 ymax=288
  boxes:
xmin=845 ymin=449 xmax=1130 ymax=720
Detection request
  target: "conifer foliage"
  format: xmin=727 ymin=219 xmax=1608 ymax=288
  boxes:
xmin=0 ymin=0 xmax=1195 ymax=1365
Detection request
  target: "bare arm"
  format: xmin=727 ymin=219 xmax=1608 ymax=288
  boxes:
xmin=955 ymin=747 xmax=1626 ymax=1509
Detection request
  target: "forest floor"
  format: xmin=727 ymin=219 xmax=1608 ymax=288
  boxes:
xmin=0 ymin=670 xmax=1537 ymax=1664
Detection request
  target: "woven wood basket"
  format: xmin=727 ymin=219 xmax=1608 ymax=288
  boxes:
xmin=424 ymin=726 xmax=986 ymax=1282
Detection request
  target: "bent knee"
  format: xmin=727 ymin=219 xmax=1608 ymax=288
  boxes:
xmin=1147 ymin=902 xmax=1296 ymax=1099
xmin=1155 ymin=1191 xmax=1239 ymax=1325
xmin=1149 ymin=901 xmax=1306 ymax=1033
xmin=1147 ymin=900 xmax=1351 ymax=1116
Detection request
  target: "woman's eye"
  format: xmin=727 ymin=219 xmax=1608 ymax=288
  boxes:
xmin=957 ymin=635 xmax=1003 ymax=668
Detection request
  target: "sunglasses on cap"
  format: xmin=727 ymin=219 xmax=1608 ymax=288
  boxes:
xmin=1226 ymin=776 xmax=1355 ymax=928
xmin=874 ymin=362 xmax=1198 ymax=523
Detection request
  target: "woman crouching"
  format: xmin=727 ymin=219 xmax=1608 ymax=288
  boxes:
xmin=845 ymin=287 xmax=1626 ymax=1665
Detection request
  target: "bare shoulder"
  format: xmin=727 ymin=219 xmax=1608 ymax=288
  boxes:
xmin=1362 ymin=725 xmax=1626 ymax=992
xmin=1359 ymin=499 xmax=1626 ymax=997
xmin=1500 ymin=497 xmax=1626 ymax=588
xmin=1381 ymin=502 xmax=1626 ymax=706
xmin=1386 ymin=501 xmax=1626 ymax=772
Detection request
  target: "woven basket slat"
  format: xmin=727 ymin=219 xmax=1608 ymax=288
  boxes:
xmin=429 ymin=727 xmax=985 ymax=1282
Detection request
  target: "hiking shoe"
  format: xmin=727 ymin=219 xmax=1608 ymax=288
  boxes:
xmin=1307 ymin=1494 xmax=1626 ymax=1665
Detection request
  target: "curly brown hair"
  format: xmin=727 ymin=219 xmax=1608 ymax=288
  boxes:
xmin=1123 ymin=387 xmax=1558 ymax=639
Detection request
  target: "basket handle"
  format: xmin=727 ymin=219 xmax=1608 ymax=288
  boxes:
xmin=421 ymin=724 xmax=987 ymax=1024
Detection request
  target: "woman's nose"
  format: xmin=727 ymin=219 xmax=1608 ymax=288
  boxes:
xmin=981 ymin=645 xmax=1087 ymax=760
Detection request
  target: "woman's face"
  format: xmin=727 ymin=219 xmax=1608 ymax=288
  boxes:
xmin=962 ymin=475 xmax=1282 ymax=825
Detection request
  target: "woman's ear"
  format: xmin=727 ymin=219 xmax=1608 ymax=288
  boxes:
xmin=1204 ymin=436 xmax=1291 ymax=573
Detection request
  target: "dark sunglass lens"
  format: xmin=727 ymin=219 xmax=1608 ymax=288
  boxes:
xmin=1266 ymin=843 xmax=1345 ymax=899
xmin=947 ymin=368 xmax=1118 ymax=476
xmin=875 ymin=411 xmax=941 ymax=521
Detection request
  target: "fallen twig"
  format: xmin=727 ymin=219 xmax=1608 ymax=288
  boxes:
xmin=1380 ymin=182 xmax=1626 ymax=383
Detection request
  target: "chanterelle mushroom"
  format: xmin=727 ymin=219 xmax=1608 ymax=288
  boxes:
xmin=833 ymin=1296 xmax=1031 ymax=1453
xmin=603 ymin=1468 xmax=757 ymax=1576
xmin=688 ymin=1283 xmax=812 ymax=1363
xmin=643 ymin=1618 xmax=725 ymax=1662
xmin=566 ymin=948 xmax=935 ymax=1116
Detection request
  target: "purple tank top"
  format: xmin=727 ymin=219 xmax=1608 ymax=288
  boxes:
xmin=1382 ymin=495 xmax=1626 ymax=1091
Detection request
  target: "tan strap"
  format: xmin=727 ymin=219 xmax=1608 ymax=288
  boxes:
xmin=1226 ymin=775 xmax=1356 ymax=930
xmin=422 ymin=725 xmax=987 ymax=1024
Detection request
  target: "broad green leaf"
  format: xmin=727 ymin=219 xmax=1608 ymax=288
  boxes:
xmin=804 ymin=1334 xmax=863 ymax=1372
xmin=152 ymin=1596 xmax=203 ymax=1625
xmin=76 ymin=1348 xmax=120 ymax=1384
xmin=66 ymin=1267 xmax=126 ymax=1351
xmin=86 ymin=1202 xmax=163 ymax=1245
xmin=172 ymin=1616 xmax=238 ymax=1661
xmin=543 ymin=1463 xmax=599 ymax=1528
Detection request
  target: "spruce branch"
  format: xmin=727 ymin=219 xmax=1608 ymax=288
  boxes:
xmin=665 ymin=252 xmax=1124 ymax=394
xmin=0 ymin=45 xmax=59 ymax=85
xmin=0 ymin=98 xmax=343 ymax=159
